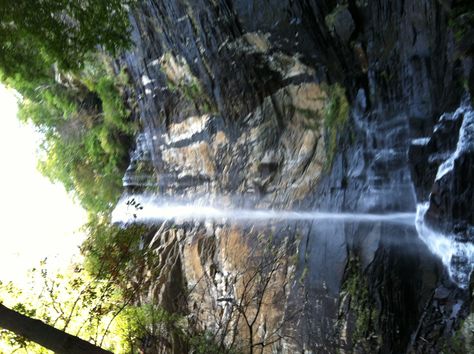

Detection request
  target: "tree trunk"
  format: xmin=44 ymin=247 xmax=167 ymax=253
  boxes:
xmin=0 ymin=303 xmax=112 ymax=354
xmin=249 ymin=325 xmax=253 ymax=354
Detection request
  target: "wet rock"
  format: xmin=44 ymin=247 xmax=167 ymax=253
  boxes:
xmin=116 ymin=0 xmax=474 ymax=352
xmin=434 ymin=286 xmax=451 ymax=300
xmin=409 ymin=109 xmax=464 ymax=202
xmin=325 ymin=6 xmax=355 ymax=44
xmin=424 ymin=105 xmax=474 ymax=233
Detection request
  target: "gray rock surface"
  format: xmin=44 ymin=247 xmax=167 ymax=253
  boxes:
xmin=115 ymin=0 xmax=474 ymax=352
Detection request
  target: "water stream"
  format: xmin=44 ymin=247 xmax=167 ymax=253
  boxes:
xmin=413 ymin=102 xmax=474 ymax=288
xmin=113 ymin=193 xmax=473 ymax=288
xmin=112 ymin=195 xmax=416 ymax=225
xmin=415 ymin=203 xmax=474 ymax=287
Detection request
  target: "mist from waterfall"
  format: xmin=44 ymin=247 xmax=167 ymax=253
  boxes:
xmin=112 ymin=194 xmax=416 ymax=225
xmin=112 ymin=192 xmax=474 ymax=288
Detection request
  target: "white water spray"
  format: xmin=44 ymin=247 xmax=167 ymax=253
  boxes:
xmin=413 ymin=101 xmax=474 ymax=288
xmin=112 ymin=196 xmax=473 ymax=288
xmin=415 ymin=203 xmax=474 ymax=288
xmin=112 ymin=195 xmax=416 ymax=225
xmin=435 ymin=104 xmax=474 ymax=181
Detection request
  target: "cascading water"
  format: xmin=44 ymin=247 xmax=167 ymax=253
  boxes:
xmin=415 ymin=203 xmax=474 ymax=287
xmin=112 ymin=194 xmax=416 ymax=225
xmin=122 ymin=132 xmax=157 ymax=187
xmin=434 ymin=104 xmax=474 ymax=182
xmin=412 ymin=101 xmax=474 ymax=288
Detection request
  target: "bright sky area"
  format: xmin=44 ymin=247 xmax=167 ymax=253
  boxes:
xmin=0 ymin=84 xmax=87 ymax=284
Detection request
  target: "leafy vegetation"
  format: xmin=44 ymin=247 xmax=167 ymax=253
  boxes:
xmin=81 ymin=221 xmax=151 ymax=286
xmin=0 ymin=1 xmax=296 ymax=353
xmin=0 ymin=260 xmax=165 ymax=353
xmin=79 ymin=222 xmax=233 ymax=352
xmin=0 ymin=261 xmax=124 ymax=353
xmin=0 ymin=0 xmax=132 ymax=80
xmin=0 ymin=0 xmax=136 ymax=215
xmin=15 ymin=55 xmax=135 ymax=215
xmin=0 ymin=1 xmax=152 ymax=352
xmin=160 ymin=52 xmax=216 ymax=114
xmin=439 ymin=314 xmax=474 ymax=354
xmin=0 ymin=247 xmax=239 ymax=353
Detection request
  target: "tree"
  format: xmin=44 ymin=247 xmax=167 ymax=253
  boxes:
xmin=219 ymin=244 xmax=290 ymax=354
xmin=0 ymin=224 xmax=155 ymax=353
xmin=0 ymin=0 xmax=133 ymax=81
xmin=0 ymin=303 xmax=112 ymax=354
xmin=184 ymin=233 xmax=300 ymax=354
xmin=0 ymin=0 xmax=136 ymax=214
xmin=0 ymin=2 xmax=139 ymax=351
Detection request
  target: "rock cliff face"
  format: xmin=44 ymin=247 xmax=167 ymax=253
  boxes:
xmin=116 ymin=0 xmax=474 ymax=352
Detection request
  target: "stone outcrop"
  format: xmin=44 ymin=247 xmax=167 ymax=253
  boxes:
xmin=116 ymin=0 xmax=474 ymax=352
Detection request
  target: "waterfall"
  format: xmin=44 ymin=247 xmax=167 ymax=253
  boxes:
xmin=416 ymin=203 xmax=474 ymax=287
xmin=435 ymin=104 xmax=474 ymax=181
xmin=413 ymin=101 xmax=474 ymax=288
xmin=112 ymin=194 xmax=416 ymax=225
xmin=122 ymin=132 xmax=157 ymax=187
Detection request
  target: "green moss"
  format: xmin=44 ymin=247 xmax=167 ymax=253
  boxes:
xmin=325 ymin=5 xmax=348 ymax=32
xmin=183 ymin=79 xmax=201 ymax=99
xmin=181 ymin=78 xmax=217 ymax=113
xmin=462 ymin=314 xmax=474 ymax=353
xmin=299 ymin=266 xmax=309 ymax=285
xmin=159 ymin=51 xmax=216 ymax=114
xmin=166 ymin=80 xmax=178 ymax=93
xmin=448 ymin=0 xmax=474 ymax=42
xmin=323 ymin=83 xmax=350 ymax=169
xmin=341 ymin=257 xmax=378 ymax=346
xmin=164 ymin=68 xmax=216 ymax=114
xmin=440 ymin=314 xmax=474 ymax=354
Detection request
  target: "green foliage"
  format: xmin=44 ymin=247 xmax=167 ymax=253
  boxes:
xmin=15 ymin=56 xmax=135 ymax=214
xmin=0 ymin=328 xmax=46 ymax=354
xmin=0 ymin=259 xmax=126 ymax=353
xmin=182 ymin=79 xmax=202 ymax=101
xmin=0 ymin=3 xmax=144 ymax=349
xmin=160 ymin=52 xmax=216 ymax=113
xmin=82 ymin=56 xmax=136 ymax=134
xmin=440 ymin=314 xmax=474 ymax=354
xmin=323 ymin=83 xmax=349 ymax=168
xmin=112 ymin=303 xmax=230 ymax=353
xmin=81 ymin=221 xmax=150 ymax=285
xmin=299 ymin=265 xmax=309 ymax=285
xmin=0 ymin=222 xmax=178 ymax=354
xmin=0 ymin=0 xmax=136 ymax=215
xmin=188 ymin=331 xmax=232 ymax=354
xmin=115 ymin=305 xmax=184 ymax=353
xmin=0 ymin=3 xmax=236 ymax=353
xmin=0 ymin=0 xmax=133 ymax=82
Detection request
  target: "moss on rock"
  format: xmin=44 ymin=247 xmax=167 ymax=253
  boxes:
xmin=323 ymin=83 xmax=350 ymax=169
